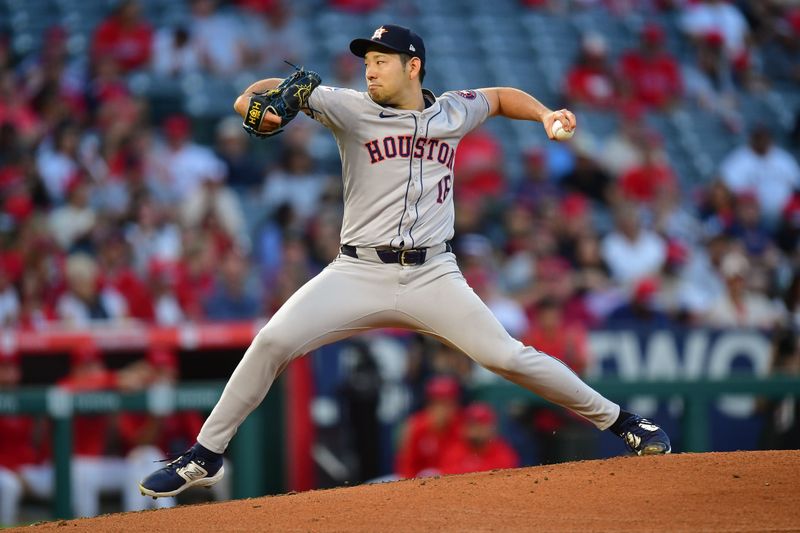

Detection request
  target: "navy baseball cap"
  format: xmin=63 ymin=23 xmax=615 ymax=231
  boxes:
xmin=350 ymin=24 xmax=425 ymax=65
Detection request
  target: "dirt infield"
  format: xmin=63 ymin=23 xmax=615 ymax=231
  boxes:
xmin=19 ymin=450 xmax=800 ymax=532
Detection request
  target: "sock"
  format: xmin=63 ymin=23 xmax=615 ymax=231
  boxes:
xmin=608 ymin=409 xmax=635 ymax=436
xmin=193 ymin=442 xmax=222 ymax=461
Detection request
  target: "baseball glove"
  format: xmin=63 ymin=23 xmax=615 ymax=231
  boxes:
xmin=242 ymin=66 xmax=321 ymax=138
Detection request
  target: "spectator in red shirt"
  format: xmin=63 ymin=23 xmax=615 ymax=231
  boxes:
xmin=395 ymin=376 xmax=463 ymax=479
xmin=453 ymin=128 xmax=505 ymax=202
xmin=438 ymin=403 xmax=519 ymax=475
xmin=91 ymin=0 xmax=153 ymax=73
xmin=619 ymin=134 xmax=678 ymax=205
xmin=618 ymin=23 xmax=682 ymax=111
xmin=120 ymin=346 xmax=207 ymax=510
xmin=17 ymin=270 xmax=58 ymax=330
xmin=57 ymin=343 xmax=127 ymax=518
xmin=521 ymin=298 xmax=595 ymax=464
xmin=564 ymin=33 xmax=618 ymax=109
xmin=96 ymin=231 xmax=155 ymax=321
xmin=524 ymin=298 xmax=589 ymax=375
xmin=0 ymin=71 xmax=41 ymax=144
xmin=174 ymin=236 xmax=217 ymax=321
xmin=0 ymin=349 xmax=44 ymax=526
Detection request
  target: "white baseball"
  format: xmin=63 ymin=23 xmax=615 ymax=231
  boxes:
xmin=551 ymin=119 xmax=574 ymax=141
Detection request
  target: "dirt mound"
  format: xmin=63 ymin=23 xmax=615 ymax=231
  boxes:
xmin=20 ymin=450 xmax=800 ymax=532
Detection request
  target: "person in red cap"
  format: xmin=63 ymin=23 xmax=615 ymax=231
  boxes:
xmin=606 ymin=277 xmax=673 ymax=328
xmin=617 ymin=23 xmax=682 ymax=111
xmin=564 ymin=32 xmax=619 ymax=109
xmin=395 ymin=375 xmax=464 ymax=479
xmin=438 ymin=402 xmax=519 ymax=475
xmin=680 ymin=0 xmax=750 ymax=66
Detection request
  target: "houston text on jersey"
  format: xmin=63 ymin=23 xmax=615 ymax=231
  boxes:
xmin=364 ymin=135 xmax=455 ymax=169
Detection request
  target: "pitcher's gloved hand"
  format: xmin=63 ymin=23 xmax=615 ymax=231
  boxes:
xmin=242 ymin=67 xmax=321 ymax=138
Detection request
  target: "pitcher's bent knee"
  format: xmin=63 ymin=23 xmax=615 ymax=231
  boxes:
xmin=251 ymin=325 xmax=301 ymax=370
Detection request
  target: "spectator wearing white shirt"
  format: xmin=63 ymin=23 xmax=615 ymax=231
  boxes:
xmin=703 ymin=252 xmax=782 ymax=329
xmin=152 ymin=26 xmax=201 ymax=77
xmin=720 ymin=125 xmax=800 ymax=225
xmin=681 ymin=0 xmax=751 ymax=63
xmin=125 ymin=197 xmax=182 ymax=275
xmin=56 ymin=254 xmax=128 ymax=326
xmin=150 ymin=114 xmax=228 ymax=203
xmin=147 ymin=260 xmax=185 ymax=326
xmin=601 ymin=205 xmax=667 ymax=284
xmin=181 ymin=169 xmax=249 ymax=252
xmin=189 ymin=0 xmax=247 ymax=75
xmin=36 ymin=122 xmax=82 ymax=204
xmin=48 ymin=176 xmax=96 ymax=251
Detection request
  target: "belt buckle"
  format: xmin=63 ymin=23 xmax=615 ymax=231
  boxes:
xmin=399 ymin=250 xmax=414 ymax=266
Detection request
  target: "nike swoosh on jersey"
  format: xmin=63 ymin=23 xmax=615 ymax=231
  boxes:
xmin=379 ymin=111 xmax=396 ymax=118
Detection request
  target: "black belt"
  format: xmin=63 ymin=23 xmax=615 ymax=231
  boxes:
xmin=340 ymin=242 xmax=452 ymax=266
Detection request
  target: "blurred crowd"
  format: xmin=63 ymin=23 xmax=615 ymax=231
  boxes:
xmin=1 ymin=0 xmax=800 ymax=522
xmin=1 ymin=0 xmax=799 ymax=335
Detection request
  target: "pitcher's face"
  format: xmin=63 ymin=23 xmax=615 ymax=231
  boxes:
xmin=364 ymin=51 xmax=409 ymax=105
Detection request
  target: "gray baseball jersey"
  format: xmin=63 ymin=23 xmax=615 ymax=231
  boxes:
xmin=307 ymin=86 xmax=489 ymax=249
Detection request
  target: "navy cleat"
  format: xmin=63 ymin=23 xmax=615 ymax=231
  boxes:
xmin=618 ymin=415 xmax=672 ymax=456
xmin=138 ymin=443 xmax=224 ymax=498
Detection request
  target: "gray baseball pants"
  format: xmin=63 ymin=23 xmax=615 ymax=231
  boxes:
xmin=197 ymin=251 xmax=620 ymax=453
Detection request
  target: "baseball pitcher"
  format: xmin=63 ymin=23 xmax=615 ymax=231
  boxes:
xmin=139 ymin=24 xmax=670 ymax=499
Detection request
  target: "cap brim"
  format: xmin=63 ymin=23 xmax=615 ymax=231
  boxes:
xmin=349 ymin=38 xmax=406 ymax=58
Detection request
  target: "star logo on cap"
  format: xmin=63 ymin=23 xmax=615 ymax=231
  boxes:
xmin=371 ymin=26 xmax=388 ymax=40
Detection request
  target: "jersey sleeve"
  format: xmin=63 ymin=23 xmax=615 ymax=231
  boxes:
xmin=441 ymin=89 xmax=491 ymax=135
xmin=306 ymin=86 xmax=362 ymax=131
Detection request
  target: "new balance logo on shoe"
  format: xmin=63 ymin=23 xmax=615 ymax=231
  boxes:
xmin=177 ymin=463 xmax=208 ymax=482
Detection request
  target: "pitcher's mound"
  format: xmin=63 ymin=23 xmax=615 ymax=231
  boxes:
xmin=21 ymin=450 xmax=800 ymax=532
